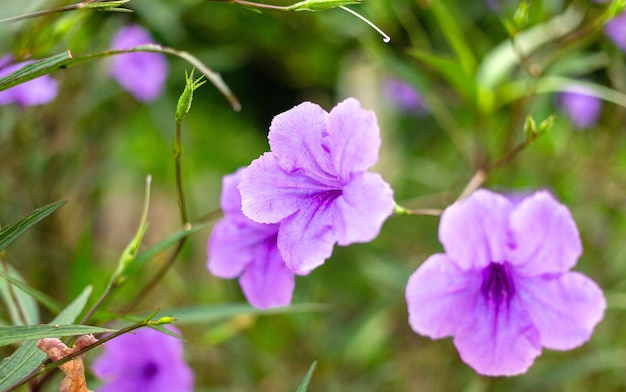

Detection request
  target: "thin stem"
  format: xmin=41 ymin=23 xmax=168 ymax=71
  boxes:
xmin=0 ymin=4 xmax=78 ymax=23
xmin=174 ymin=122 xmax=189 ymax=225
xmin=230 ymin=0 xmax=290 ymax=11
xmin=339 ymin=6 xmax=390 ymax=43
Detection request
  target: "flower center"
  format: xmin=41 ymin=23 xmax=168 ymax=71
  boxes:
xmin=480 ymin=262 xmax=515 ymax=307
xmin=142 ymin=362 xmax=159 ymax=380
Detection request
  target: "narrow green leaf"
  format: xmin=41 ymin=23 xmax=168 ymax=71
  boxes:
xmin=407 ymin=49 xmax=476 ymax=104
xmin=0 ymin=286 xmax=92 ymax=390
xmin=0 ymin=325 xmax=114 ymax=347
xmin=0 ymin=200 xmax=67 ymax=253
xmin=0 ymin=264 xmax=39 ymax=326
xmin=0 ymin=270 xmax=61 ymax=314
xmin=296 ymin=361 xmax=317 ymax=392
xmin=165 ymin=303 xmax=330 ymax=325
xmin=0 ymin=46 xmax=240 ymax=111
xmin=129 ymin=222 xmax=210 ymax=274
xmin=427 ymin=1 xmax=476 ymax=76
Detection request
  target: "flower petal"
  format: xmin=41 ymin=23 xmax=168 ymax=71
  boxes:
xmin=324 ymin=98 xmax=381 ymax=179
xmin=240 ymin=241 xmax=295 ymax=309
xmin=406 ymin=254 xmax=482 ymax=339
xmin=454 ymin=296 xmax=542 ymax=376
xmin=208 ymin=217 xmax=278 ymax=278
xmin=220 ymin=168 xmax=245 ymax=214
xmin=268 ymin=101 xmax=336 ymax=179
xmin=277 ymin=195 xmax=337 ymax=274
xmin=439 ymin=189 xmax=513 ymax=271
xmin=518 ymin=271 xmax=605 ymax=350
xmin=507 ymin=191 xmax=582 ymax=276
xmin=333 ymin=172 xmax=393 ymax=246
xmin=240 ymin=152 xmax=332 ymax=224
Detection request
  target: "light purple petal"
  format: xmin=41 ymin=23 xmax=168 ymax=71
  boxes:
xmin=605 ymin=11 xmax=626 ymax=52
xmin=518 ymin=271 xmax=606 ymax=350
xmin=220 ymin=168 xmax=245 ymax=214
xmin=559 ymin=87 xmax=602 ymax=129
xmin=333 ymin=172 xmax=394 ymax=245
xmin=268 ymin=101 xmax=335 ymax=178
xmin=406 ymin=254 xmax=482 ymax=339
xmin=277 ymin=195 xmax=337 ymax=274
xmin=454 ymin=297 xmax=542 ymax=376
xmin=110 ymin=24 xmax=168 ymax=102
xmin=240 ymin=241 xmax=295 ymax=309
xmin=324 ymin=98 xmax=381 ymax=179
xmin=240 ymin=152 xmax=333 ymax=224
xmin=507 ymin=191 xmax=582 ymax=276
xmin=439 ymin=189 xmax=513 ymax=271
xmin=208 ymin=217 xmax=277 ymax=278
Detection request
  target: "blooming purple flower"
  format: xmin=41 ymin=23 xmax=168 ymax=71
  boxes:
xmin=385 ymin=78 xmax=428 ymax=116
xmin=208 ymin=168 xmax=296 ymax=309
xmin=406 ymin=189 xmax=605 ymax=376
xmin=0 ymin=55 xmax=58 ymax=106
xmin=92 ymin=325 xmax=193 ymax=392
xmin=605 ymin=11 xmax=626 ymax=52
xmin=109 ymin=24 xmax=168 ymax=102
xmin=558 ymin=85 xmax=602 ymax=129
xmin=239 ymin=98 xmax=395 ymax=274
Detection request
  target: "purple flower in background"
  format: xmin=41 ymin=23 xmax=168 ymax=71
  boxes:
xmin=0 ymin=55 xmax=58 ymax=106
xmin=558 ymin=85 xmax=602 ymax=129
xmin=110 ymin=24 xmax=168 ymax=102
xmin=406 ymin=189 xmax=605 ymax=376
xmin=239 ymin=98 xmax=394 ymax=274
xmin=92 ymin=326 xmax=193 ymax=392
xmin=605 ymin=11 xmax=626 ymax=52
xmin=208 ymin=168 xmax=296 ymax=309
xmin=385 ymin=78 xmax=428 ymax=116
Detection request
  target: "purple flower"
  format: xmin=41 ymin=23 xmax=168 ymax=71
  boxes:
xmin=605 ymin=11 xmax=626 ymax=52
xmin=405 ymin=189 xmax=605 ymax=376
xmin=0 ymin=55 xmax=58 ymax=106
xmin=385 ymin=78 xmax=428 ymax=115
xmin=92 ymin=326 xmax=194 ymax=392
xmin=109 ymin=24 xmax=168 ymax=102
xmin=208 ymin=168 xmax=296 ymax=309
xmin=558 ymin=85 xmax=602 ymax=129
xmin=239 ymin=98 xmax=394 ymax=274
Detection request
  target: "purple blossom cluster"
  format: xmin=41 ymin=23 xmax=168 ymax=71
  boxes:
xmin=405 ymin=189 xmax=605 ymax=376
xmin=92 ymin=326 xmax=194 ymax=392
xmin=208 ymin=98 xmax=395 ymax=308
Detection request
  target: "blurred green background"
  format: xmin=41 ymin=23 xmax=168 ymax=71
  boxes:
xmin=1 ymin=0 xmax=626 ymax=390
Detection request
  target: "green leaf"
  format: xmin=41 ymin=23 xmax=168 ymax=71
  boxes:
xmin=288 ymin=0 xmax=361 ymax=12
xmin=407 ymin=49 xmax=476 ymax=104
xmin=0 ymin=325 xmax=114 ymax=347
xmin=296 ymin=361 xmax=317 ymax=392
xmin=0 ymin=286 xmax=92 ymax=391
xmin=427 ymin=1 xmax=476 ymax=76
xmin=0 ymin=200 xmax=67 ymax=253
xmin=0 ymin=265 xmax=40 ymax=326
xmin=0 ymin=46 xmax=241 ymax=111
xmin=0 ymin=270 xmax=61 ymax=314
